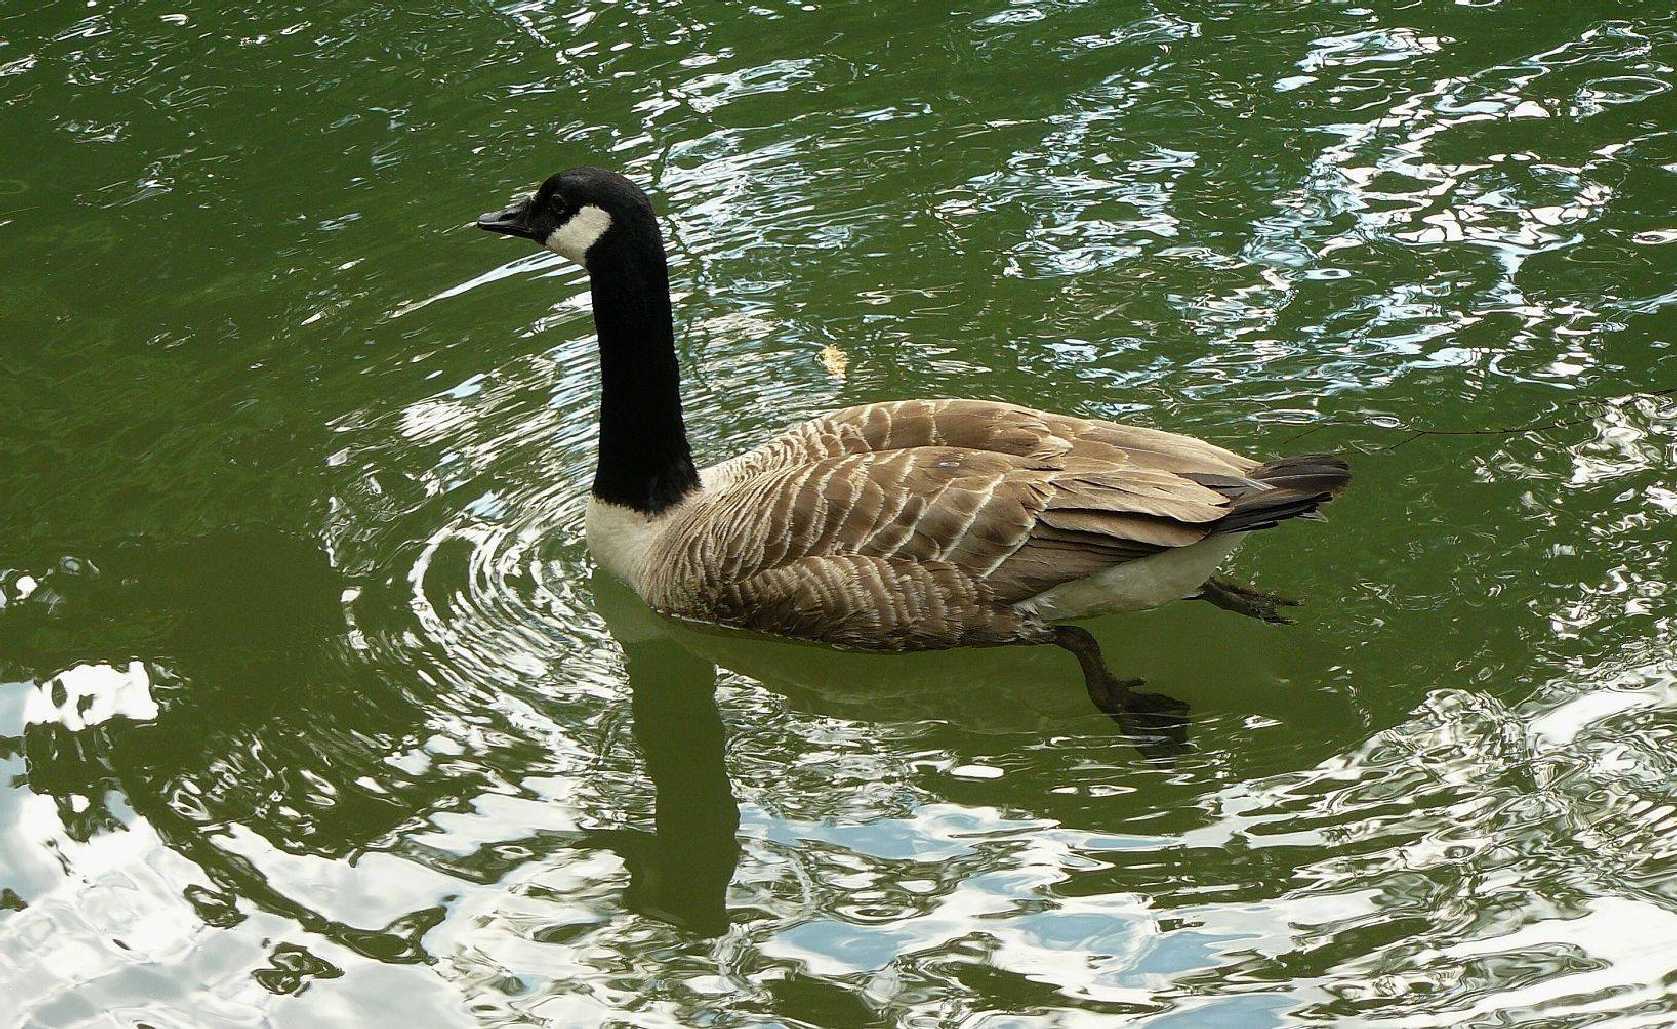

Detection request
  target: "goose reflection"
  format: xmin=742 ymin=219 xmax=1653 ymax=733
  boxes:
xmin=576 ymin=637 xmax=739 ymax=936
xmin=577 ymin=564 xmax=1197 ymax=937
xmin=579 ymin=572 xmax=740 ymax=937
xmin=588 ymin=569 xmax=1189 ymax=764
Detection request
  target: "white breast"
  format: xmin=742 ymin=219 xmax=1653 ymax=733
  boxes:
xmin=584 ymin=496 xmax=667 ymax=592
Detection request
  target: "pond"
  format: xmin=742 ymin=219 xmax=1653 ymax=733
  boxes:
xmin=3 ymin=1 xmax=1675 ymax=1024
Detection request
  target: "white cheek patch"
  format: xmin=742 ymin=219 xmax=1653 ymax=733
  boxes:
xmin=546 ymin=204 xmax=612 ymax=263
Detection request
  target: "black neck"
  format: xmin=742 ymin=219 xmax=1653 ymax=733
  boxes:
xmin=587 ymin=218 xmax=700 ymax=515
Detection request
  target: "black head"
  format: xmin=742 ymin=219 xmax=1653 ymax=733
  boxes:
xmin=479 ymin=168 xmax=693 ymax=512
xmin=476 ymin=167 xmax=656 ymax=266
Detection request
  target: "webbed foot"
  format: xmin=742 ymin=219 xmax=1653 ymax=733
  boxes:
xmin=1052 ymin=626 xmax=1191 ymax=762
xmin=1198 ymin=577 xmax=1300 ymax=625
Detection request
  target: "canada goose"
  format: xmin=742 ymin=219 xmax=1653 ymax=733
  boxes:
xmin=477 ymin=167 xmax=1349 ymax=741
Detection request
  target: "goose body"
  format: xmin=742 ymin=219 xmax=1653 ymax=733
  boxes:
xmin=479 ymin=168 xmax=1348 ymax=737
xmin=582 ymin=397 xmax=1325 ymax=650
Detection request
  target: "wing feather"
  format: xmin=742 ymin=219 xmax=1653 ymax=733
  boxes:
xmin=645 ymin=399 xmax=1333 ymax=644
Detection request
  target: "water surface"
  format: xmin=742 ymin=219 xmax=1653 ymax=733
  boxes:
xmin=3 ymin=0 xmax=1677 ymax=1024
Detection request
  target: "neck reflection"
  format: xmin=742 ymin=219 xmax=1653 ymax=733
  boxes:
xmin=594 ymin=634 xmax=740 ymax=937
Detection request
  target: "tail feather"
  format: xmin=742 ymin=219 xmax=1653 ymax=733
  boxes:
xmin=1248 ymin=454 xmax=1352 ymax=496
xmin=1199 ymin=454 xmax=1351 ymax=535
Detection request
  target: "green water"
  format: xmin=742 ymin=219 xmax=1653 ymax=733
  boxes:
xmin=3 ymin=0 xmax=1676 ymax=1023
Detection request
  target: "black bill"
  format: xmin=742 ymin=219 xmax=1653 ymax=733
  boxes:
xmin=476 ymin=198 xmax=541 ymax=241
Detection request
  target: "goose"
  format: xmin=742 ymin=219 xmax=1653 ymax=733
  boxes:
xmin=477 ymin=167 xmax=1349 ymax=739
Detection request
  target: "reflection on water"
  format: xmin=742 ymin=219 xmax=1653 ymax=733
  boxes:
xmin=4 ymin=0 xmax=1677 ymax=1023
xmin=596 ymin=631 xmax=739 ymax=938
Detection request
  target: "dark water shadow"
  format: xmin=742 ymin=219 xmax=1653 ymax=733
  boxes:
xmin=3 ymin=528 xmax=345 ymax=677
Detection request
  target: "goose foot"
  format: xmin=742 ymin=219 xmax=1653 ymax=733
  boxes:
xmin=1198 ymin=577 xmax=1299 ymax=625
xmin=1051 ymin=625 xmax=1190 ymax=761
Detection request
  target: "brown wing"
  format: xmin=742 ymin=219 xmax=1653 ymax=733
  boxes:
xmin=652 ymin=399 xmax=1342 ymax=648
xmin=650 ymin=441 xmax=1243 ymax=633
xmin=704 ymin=398 xmax=1259 ymax=487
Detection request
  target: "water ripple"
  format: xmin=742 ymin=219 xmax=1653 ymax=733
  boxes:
xmin=5 ymin=0 xmax=1677 ymax=1023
